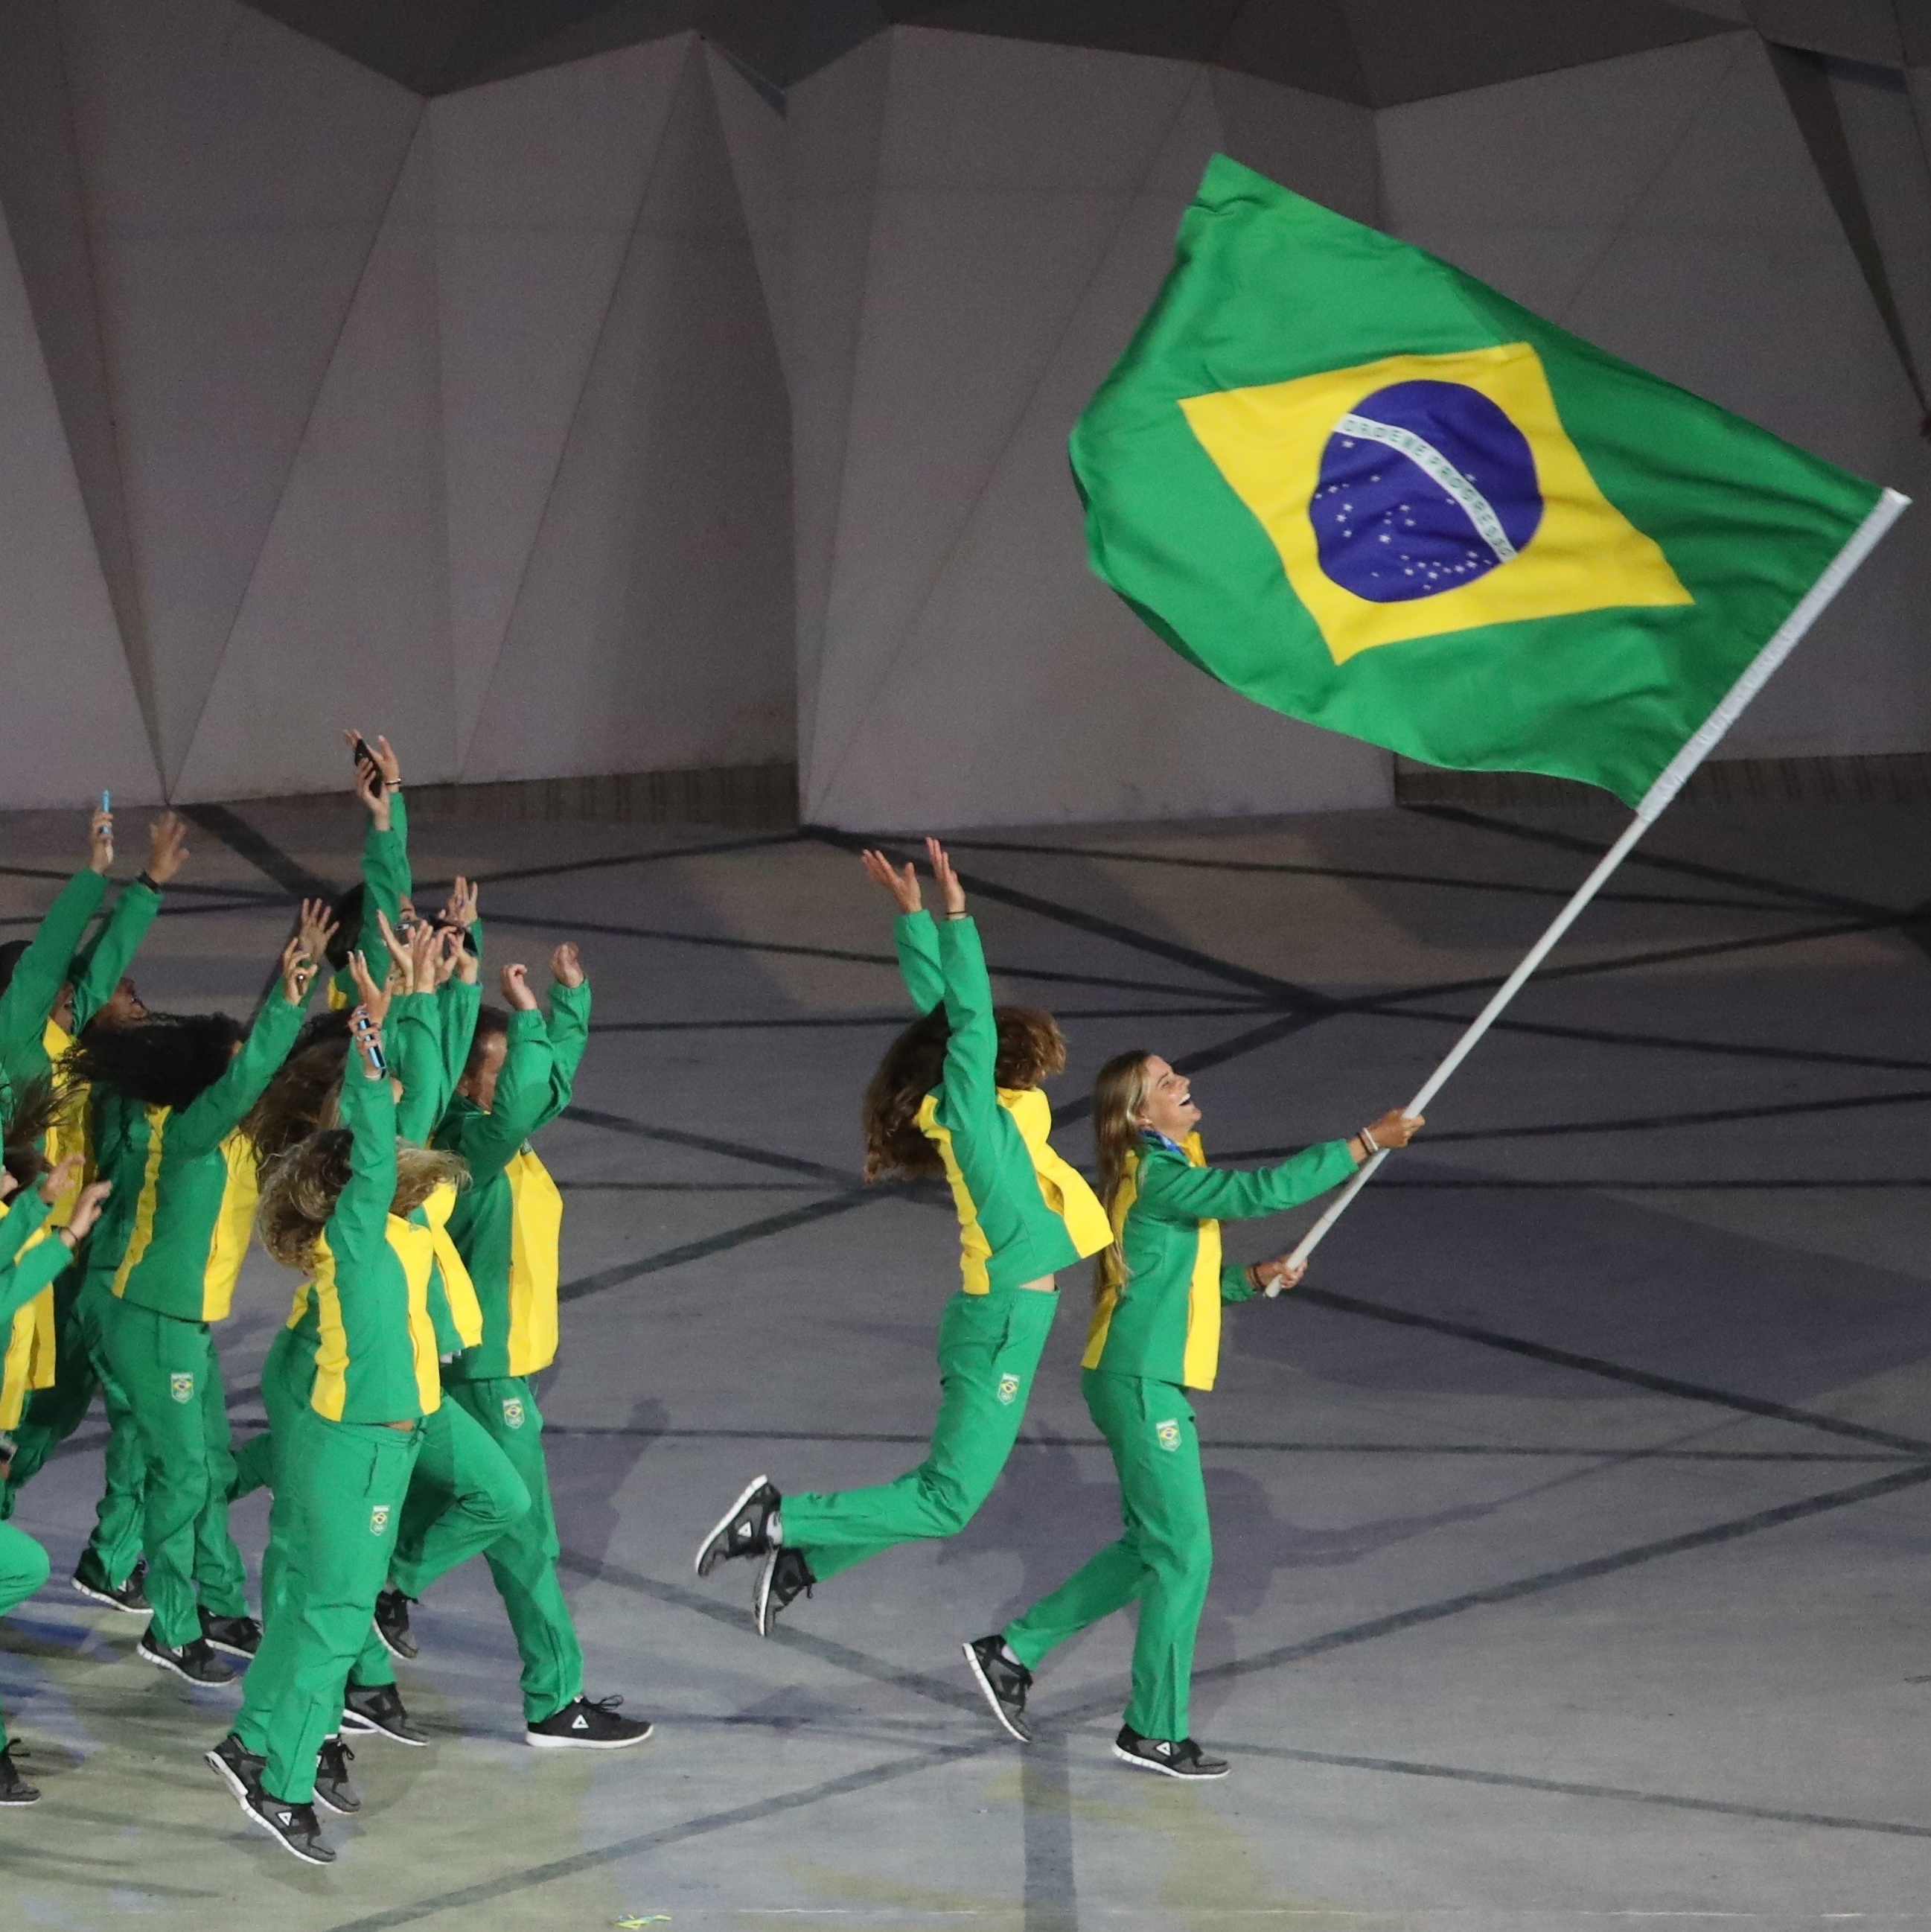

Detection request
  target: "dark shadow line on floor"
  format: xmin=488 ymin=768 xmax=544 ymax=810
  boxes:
xmin=1233 ymin=1740 xmax=1931 ymax=1840
xmin=807 ymin=825 xmax=1332 ymax=1011
xmin=1288 ymin=1286 xmax=1931 ymax=1454
xmin=1367 ymin=1004 xmax=1931 ymax=1076
xmin=557 ymin=1192 xmax=887 ymax=1304
xmin=939 ymin=833 xmax=1806 ymax=914
xmin=485 ymin=911 xmax=1231 ymax=1001
xmin=1402 ymin=804 xmax=1905 ymax=920
xmin=177 ymin=804 xmax=336 ymax=899
xmin=558 ymin=1105 xmax=860 ymax=1186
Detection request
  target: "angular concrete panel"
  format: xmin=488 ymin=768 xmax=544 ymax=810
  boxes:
xmin=802 ymin=27 xmax=1204 ymax=819
xmin=705 ymin=39 xmax=794 ymax=385
xmin=786 ymin=29 xmax=893 ymax=761
xmin=174 ymin=122 xmax=450 ymax=800
xmin=430 ymin=35 xmax=689 ymax=757
xmin=60 ymin=0 xmax=421 ymax=786
xmin=461 ymin=46 xmax=793 ymax=784
xmin=0 ymin=0 xmax=149 ymax=752
xmin=1379 ymin=34 xmax=1747 ymax=321
xmin=806 ymin=51 xmax=1390 ymax=829
xmin=0 ymin=204 xmax=160 ymax=804
xmin=1209 ymin=67 xmax=1379 ymax=223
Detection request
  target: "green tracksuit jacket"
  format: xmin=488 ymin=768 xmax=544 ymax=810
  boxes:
xmin=109 ymin=992 xmax=307 ymax=1323
xmin=434 ymin=981 xmax=587 ymax=1381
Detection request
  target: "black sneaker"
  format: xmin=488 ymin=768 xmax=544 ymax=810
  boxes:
xmin=526 ymin=1695 xmax=654 ymax=1751
xmin=963 ymin=1634 xmax=1032 ymax=1743
xmin=373 ymin=1587 xmax=417 ymax=1661
xmin=138 ymin=1631 xmax=234 ymax=1686
xmin=313 ymin=1735 xmax=360 ymax=1815
xmin=1112 ymin=1724 xmax=1229 ymax=1780
xmin=241 ymin=1787 xmax=333 ymax=1865
xmin=72 ymin=1553 xmax=150 ymax=1614
xmin=0 ymin=1746 xmax=39 ymax=1805
xmin=753 ymin=1546 xmax=814 ymax=1637
xmin=695 ymin=1474 xmax=781 ymax=1577
xmin=340 ymin=1680 xmax=427 ymax=1746
xmin=200 ymin=1610 xmax=262 ymax=1659
xmin=204 ymin=1731 xmax=266 ymax=1808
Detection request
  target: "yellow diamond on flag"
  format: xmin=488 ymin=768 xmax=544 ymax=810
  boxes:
xmin=1180 ymin=343 xmax=1691 ymax=663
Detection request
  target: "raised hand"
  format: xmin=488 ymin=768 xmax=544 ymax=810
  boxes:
xmin=353 ymin=756 xmax=391 ymax=832
xmin=347 ymin=949 xmax=392 ymax=1024
xmin=441 ymin=874 xmax=478 ymax=933
xmin=375 ymin=910 xmax=415 ymax=995
xmin=861 ymin=849 xmax=922 ymax=914
xmin=146 ymin=811 xmax=190 ymax=886
xmin=36 ymin=1152 xmax=83 ymax=1205
xmin=1361 ymin=1108 xmax=1424 ymax=1152
xmin=925 ymin=837 xmax=966 ymax=919
xmin=294 ymin=897 xmax=339 ymax=972
xmin=89 ymin=803 xmax=113 ymax=876
xmin=280 ymin=933 xmax=320 ymax=1008
xmin=500 ymin=963 xmax=538 ymax=1013
xmin=551 ymin=942 xmax=584 ymax=989
xmin=408 ymin=918 xmax=440 ymax=993
xmin=64 ymin=1178 xmax=112 ymax=1243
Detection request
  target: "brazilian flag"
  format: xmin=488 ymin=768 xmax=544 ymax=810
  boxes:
xmin=1073 ymin=157 xmax=1896 ymax=809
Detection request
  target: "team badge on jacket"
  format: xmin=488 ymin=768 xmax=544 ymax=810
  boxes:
xmin=370 ymin=1504 xmax=392 ymax=1534
xmin=996 ymin=1374 xmax=1021 ymax=1406
xmin=502 ymin=1397 xmax=526 ymax=1429
xmin=169 ymin=1373 xmax=195 ymax=1404
xmin=1155 ymin=1419 xmax=1182 ymax=1453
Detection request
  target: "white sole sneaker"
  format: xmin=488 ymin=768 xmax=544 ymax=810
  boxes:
xmin=1111 ymin=1741 xmax=1230 ymax=1781
xmin=695 ymin=1473 xmax=770 ymax=1577
xmin=961 ymin=1642 xmax=1031 ymax=1744
xmin=526 ymin=1722 xmax=654 ymax=1750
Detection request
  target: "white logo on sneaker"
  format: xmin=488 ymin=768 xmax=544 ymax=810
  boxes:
xmin=275 ymin=1809 xmax=293 ymax=1825
xmin=571 ymin=1714 xmax=589 ymax=1730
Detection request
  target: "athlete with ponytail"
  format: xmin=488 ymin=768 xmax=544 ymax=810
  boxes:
xmin=695 ymin=839 xmax=1114 ymax=1638
xmin=961 ymin=1051 xmax=1420 ymax=1779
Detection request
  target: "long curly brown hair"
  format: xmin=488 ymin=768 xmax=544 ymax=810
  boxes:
xmin=1088 ymin=1049 xmax=1156 ymax=1303
xmin=255 ymin=1126 xmax=468 ymax=1272
xmin=861 ymin=1005 xmax=1066 ymax=1182
xmin=2 ymin=1074 xmax=68 ymax=1190
xmin=242 ymin=1036 xmax=349 ymax=1167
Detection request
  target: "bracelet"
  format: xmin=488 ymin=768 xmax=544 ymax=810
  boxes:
xmin=135 ymin=870 xmax=161 ymax=892
xmin=1359 ymin=1126 xmax=1381 ymax=1155
xmin=57 ymin=1226 xmax=77 ymax=1249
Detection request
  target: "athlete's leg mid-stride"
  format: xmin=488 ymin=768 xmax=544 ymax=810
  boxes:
xmin=695 ymin=840 xmax=1111 ymax=1636
xmin=961 ymin=1048 xmax=1421 ymax=1781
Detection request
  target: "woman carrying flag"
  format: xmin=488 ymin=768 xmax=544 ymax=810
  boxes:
xmin=961 ymin=1051 xmax=1419 ymax=1779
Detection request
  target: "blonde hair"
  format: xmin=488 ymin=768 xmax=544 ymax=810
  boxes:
xmin=1088 ymin=1049 xmax=1157 ymax=1304
xmin=256 ymin=1128 xmax=468 ymax=1272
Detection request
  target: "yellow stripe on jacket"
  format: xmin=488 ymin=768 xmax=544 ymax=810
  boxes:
xmin=40 ymin=1020 xmax=89 ymax=1213
xmin=1082 ymin=1134 xmax=1227 ymax=1389
xmin=916 ymin=1085 xmax=1113 ymax=1294
xmin=112 ymin=1112 xmax=260 ymax=1322
xmin=505 ymin=1148 xmax=562 ymax=1376
xmin=111 ymin=1112 xmax=170 ymax=1298
xmin=308 ymin=1216 xmax=444 ymax=1422
xmin=423 ymin=1179 xmax=483 ymax=1351
xmin=0 ymin=1226 xmax=58 ymax=1431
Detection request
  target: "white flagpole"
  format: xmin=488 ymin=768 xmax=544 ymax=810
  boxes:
xmin=1267 ymin=485 xmax=1911 ymax=1292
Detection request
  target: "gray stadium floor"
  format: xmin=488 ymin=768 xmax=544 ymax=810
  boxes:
xmin=4 ymin=793 xmax=1931 ymax=1930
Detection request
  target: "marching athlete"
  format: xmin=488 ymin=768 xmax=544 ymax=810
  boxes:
xmin=695 ymin=839 xmax=1112 ymax=1636
xmin=961 ymin=1050 xmax=1420 ymax=1778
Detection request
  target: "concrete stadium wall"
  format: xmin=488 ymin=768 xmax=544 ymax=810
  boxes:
xmin=0 ymin=7 xmax=1923 ymax=820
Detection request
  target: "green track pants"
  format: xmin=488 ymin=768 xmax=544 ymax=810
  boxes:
xmin=0 ymin=1520 xmax=49 ymax=1749
xmin=435 ymin=1375 xmax=582 ymax=1723
xmin=99 ymin=1297 xmax=247 ymax=1649
xmin=1 ymin=1275 xmax=145 ymax=1587
xmin=781 ymin=1287 xmax=1058 ymax=1583
xmin=246 ymin=1330 xmax=532 ymax=1695
xmin=234 ymin=1406 xmax=419 ymax=1804
xmin=1003 ymin=1371 xmax=1210 ymax=1742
